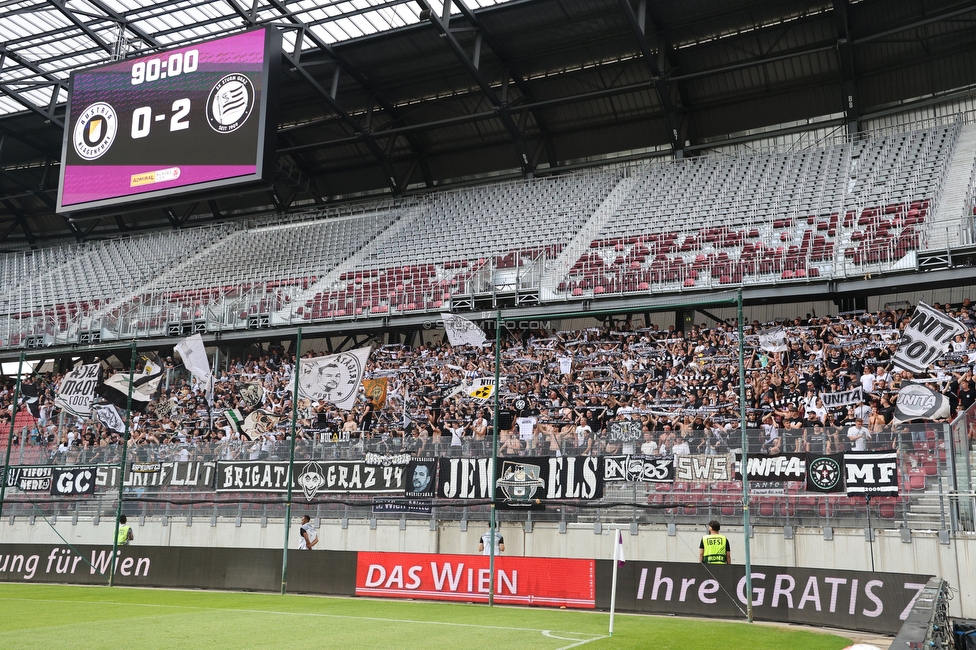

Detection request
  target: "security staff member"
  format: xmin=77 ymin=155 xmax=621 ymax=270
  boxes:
xmin=117 ymin=515 xmax=134 ymax=546
xmin=698 ymin=519 xmax=730 ymax=564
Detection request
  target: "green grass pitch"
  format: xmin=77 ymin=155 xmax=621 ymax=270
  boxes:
xmin=0 ymin=583 xmax=856 ymax=649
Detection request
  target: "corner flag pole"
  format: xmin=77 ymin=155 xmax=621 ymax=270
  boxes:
xmin=609 ymin=527 xmax=624 ymax=635
xmin=281 ymin=327 xmax=302 ymax=595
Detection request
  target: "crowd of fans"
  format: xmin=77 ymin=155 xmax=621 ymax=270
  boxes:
xmin=2 ymin=299 xmax=975 ymax=466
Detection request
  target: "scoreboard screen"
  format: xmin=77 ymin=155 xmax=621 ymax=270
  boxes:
xmin=57 ymin=28 xmax=280 ymax=213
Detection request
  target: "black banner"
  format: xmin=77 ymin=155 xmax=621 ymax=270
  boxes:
xmin=495 ymin=456 xmax=603 ymax=506
xmin=404 ymin=459 xmax=436 ymax=498
xmin=844 ymin=451 xmax=899 ymax=496
xmin=603 ymin=455 xmax=674 ymax=483
xmin=5 ymin=467 xmax=53 ymax=492
xmin=50 ymin=467 xmax=97 ymax=495
xmin=215 ymin=461 xmax=405 ymax=496
xmin=735 ymin=453 xmax=806 ymax=482
xmin=436 ymin=457 xmax=603 ymax=502
xmin=598 ymin=560 xmax=932 ymax=635
xmin=805 ymin=453 xmax=846 ymax=493
xmin=674 ymin=454 xmax=734 ymax=482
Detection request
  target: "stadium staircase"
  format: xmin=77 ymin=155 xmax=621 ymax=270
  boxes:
xmin=924 ymin=121 xmax=976 ymax=257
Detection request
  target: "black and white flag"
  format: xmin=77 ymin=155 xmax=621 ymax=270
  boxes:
xmin=821 ymin=387 xmax=863 ymax=409
xmin=95 ymin=354 xmax=164 ymax=412
xmin=892 ymin=301 xmax=967 ymax=374
xmin=92 ymin=402 xmax=126 ymax=433
xmin=805 ymin=453 xmax=846 ymax=493
xmin=844 ymin=451 xmax=899 ymax=495
xmin=892 ymin=382 xmax=951 ymax=424
xmin=294 ymin=347 xmax=371 ymax=410
xmin=758 ymin=327 xmax=788 ymax=353
xmin=175 ymin=333 xmax=213 ymax=406
xmin=55 ymin=363 xmax=102 ymax=418
xmin=440 ymin=313 xmax=487 ymax=347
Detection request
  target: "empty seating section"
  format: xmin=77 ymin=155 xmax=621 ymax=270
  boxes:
xmin=114 ymin=210 xmax=400 ymax=335
xmin=294 ymin=169 xmax=621 ymax=320
xmin=0 ymin=119 xmax=966 ymax=347
xmin=557 ymin=123 xmax=957 ymax=297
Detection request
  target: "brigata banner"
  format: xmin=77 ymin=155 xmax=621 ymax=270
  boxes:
xmin=356 ymin=551 xmax=595 ymax=608
xmin=604 ymin=560 xmax=931 ymax=634
xmin=215 ymin=460 xmax=404 ymax=495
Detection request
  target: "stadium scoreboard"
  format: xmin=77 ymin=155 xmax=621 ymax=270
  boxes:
xmin=57 ymin=28 xmax=280 ymax=213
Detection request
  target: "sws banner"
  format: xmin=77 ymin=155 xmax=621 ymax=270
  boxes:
xmin=600 ymin=560 xmax=931 ymax=635
xmin=674 ymin=454 xmax=734 ymax=482
xmin=436 ymin=456 xmax=603 ymax=502
xmin=603 ymin=456 xmax=674 ymax=483
xmin=357 ymin=551 xmax=595 ymax=608
xmin=215 ymin=460 xmax=405 ymax=496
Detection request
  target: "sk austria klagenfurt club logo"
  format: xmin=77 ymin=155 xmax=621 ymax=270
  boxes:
xmin=73 ymin=102 xmax=118 ymax=160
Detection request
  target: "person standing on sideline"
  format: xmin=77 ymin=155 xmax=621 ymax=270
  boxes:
xmin=117 ymin=515 xmax=134 ymax=546
xmin=299 ymin=515 xmax=318 ymax=550
xmin=699 ymin=520 xmax=730 ymax=564
xmin=479 ymin=527 xmax=504 ymax=555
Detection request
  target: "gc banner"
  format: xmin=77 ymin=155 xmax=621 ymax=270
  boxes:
xmin=50 ymin=467 xmax=97 ymax=495
xmin=602 ymin=560 xmax=931 ymax=634
xmin=357 ymin=551 xmax=595 ymax=608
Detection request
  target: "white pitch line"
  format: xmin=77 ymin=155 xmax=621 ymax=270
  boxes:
xmin=0 ymin=595 xmax=599 ymax=639
xmin=541 ymin=631 xmax=608 ymax=650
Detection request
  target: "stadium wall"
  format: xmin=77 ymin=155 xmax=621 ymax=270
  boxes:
xmin=1 ymin=518 xmax=972 ymax=620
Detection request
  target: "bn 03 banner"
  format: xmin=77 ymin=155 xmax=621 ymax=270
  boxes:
xmin=356 ymin=551 xmax=595 ymax=608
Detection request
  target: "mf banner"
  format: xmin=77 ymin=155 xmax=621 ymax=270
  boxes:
xmin=844 ymin=451 xmax=899 ymax=496
xmin=356 ymin=551 xmax=595 ymax=608
xmin=600 ymin=560 xmax=931 ymax=635
xmin=215 ymin=460 xmax=405 ymax=496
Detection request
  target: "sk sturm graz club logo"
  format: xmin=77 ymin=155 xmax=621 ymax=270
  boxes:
xmin=297 ymin=461 xmax=325 ymax=501
xmin=207 ymin=73 xmax=254 ymax=133
xmin=496 ymin=461 xmax=545 ymax=503
xmin=808 ymin=457 xmax=842 ymax=491
xmin=72 ymin=102 xmax=118 ymax=160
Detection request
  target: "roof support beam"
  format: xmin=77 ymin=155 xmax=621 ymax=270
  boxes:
xmin=448 ymin=0 xmax=556 ymax=167
xmin=833 ymin=0 xmax=859 ymax=134
xmin=417 ymin=0 xmax=531 ymax=175
xmin=46 ymin=0 xmax=115 ymax=56
xmin=87 ymin=0 xmax=162 ymax=50
xmin=0 ymin=82 xmax=63 ymax=127
xmin=618 ymin=0 xmax=682 ymax=156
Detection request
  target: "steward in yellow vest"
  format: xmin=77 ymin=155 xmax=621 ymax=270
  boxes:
xmin=699 ymin=520 xmax=730 ymax=564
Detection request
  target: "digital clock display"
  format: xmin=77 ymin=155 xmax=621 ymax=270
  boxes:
xmin=57 ymin=28 xmax=280 ymax=213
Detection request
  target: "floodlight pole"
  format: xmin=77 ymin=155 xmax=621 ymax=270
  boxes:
xmin=110 ymin=341 xmax=138 ymax=587
xmin=489 ymin=310 xmax=502 ymax=607
xmin=281 ymin=327 xmax=302 ymax=595
xmin=0 ymin=352 xmax=26 ymax=522
xmin=737 ymin=289 xmax=754 ymax=623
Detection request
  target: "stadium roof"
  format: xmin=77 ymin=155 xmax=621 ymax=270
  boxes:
xmin=1 ymin=0 xmax=976 ymax=249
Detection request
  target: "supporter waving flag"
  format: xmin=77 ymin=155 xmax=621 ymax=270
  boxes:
xmin=440 ymin=313 xmax=487 ymax=347
xmin=892 ymin=301 xmax=966 ymax=374
xmin=295 ymin=346 xmax=372 ymax=411
xmin=95 ymin=353 xmax=164 ymax=412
